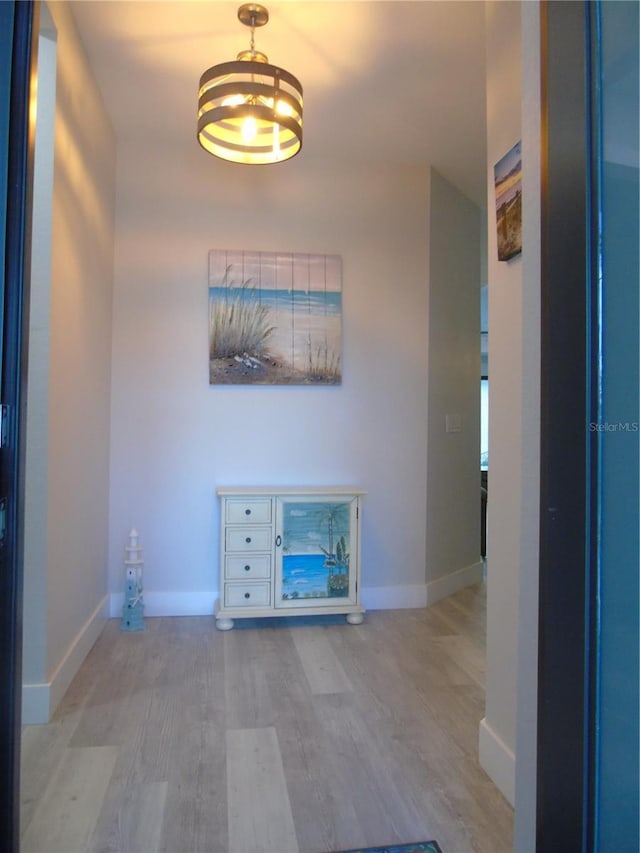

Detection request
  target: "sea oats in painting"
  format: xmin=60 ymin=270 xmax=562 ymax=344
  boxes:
xmin=208 ymin=249 xmax=342 ymax=385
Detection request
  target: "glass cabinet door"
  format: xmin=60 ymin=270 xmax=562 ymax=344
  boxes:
xmin=274 ymin=495 xmax=359 ymax=608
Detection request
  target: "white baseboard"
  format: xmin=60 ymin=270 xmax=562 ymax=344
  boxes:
xmin=22 ymin=595 xmax=109 ymax=725
xmin=112 ymin=587 xmax=427 ymax=616
xmin=109 ymin=571 xmax=483 ymax=619
xmin=113 ymin=587 xmax=428 ymax=616
xmin=479 ymin=716 xmax=516 ymax=806
xmin=21 ymin=682 xmax=51 ymax=727
xmin=426 ymin=560 xmax=484 ymax=607
xmin=109 ymin=591 xmax=216 ymax=618
xmin=109 ymin=584 xmax=427 ymax=619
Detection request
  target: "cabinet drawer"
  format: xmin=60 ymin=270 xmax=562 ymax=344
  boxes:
xmin=225 ymin=527 xmax=272 ymax=552
xmin=224 ymin=582 xmax=270 ymax=608
xmin=225 ymin=498 xmax=272 ymax=525
xmin=225 ymin=554 xmax=271 ymax=580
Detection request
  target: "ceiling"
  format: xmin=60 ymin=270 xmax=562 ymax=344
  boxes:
xmin=69 ymin=0 xmax=487 ymax=206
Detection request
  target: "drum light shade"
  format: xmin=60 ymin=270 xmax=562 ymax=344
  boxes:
xmin=197 ymin=4 xmax=303 ymax=164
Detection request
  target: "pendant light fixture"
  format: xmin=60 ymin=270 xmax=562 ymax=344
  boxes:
xmin=197 ymin=4 xmax=303 ymax=164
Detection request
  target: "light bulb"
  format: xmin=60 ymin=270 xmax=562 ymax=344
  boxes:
xmin=276 ymin=100 xmax=293 ymax=117
xmin=242 ymin=116 xmax=258 ymax=143
xmin=222 ymin=94 xmax=245 ymax=107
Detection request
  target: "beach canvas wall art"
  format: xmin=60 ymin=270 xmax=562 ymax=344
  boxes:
xmin=208 ymin=249 xmax=342 ymax=385
xmin=494 ymin=140 xmax=522 ymax=261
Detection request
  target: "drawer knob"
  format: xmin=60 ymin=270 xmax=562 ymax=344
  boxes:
xmin=245 ymin=536 xmax=252 ymax=543
xmin=245 ymin=508 xmax=251 ymax=515
xmin=244 ymin=564 xmax=251 ymax=572
xmin=244 ymin=592 xmax=250 ymax=599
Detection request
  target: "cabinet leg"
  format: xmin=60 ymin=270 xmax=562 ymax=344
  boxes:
xmin=346 ymin=612 xmax=364 ymax=625
xmin=216 ymin=616 xmax=234 ymax=631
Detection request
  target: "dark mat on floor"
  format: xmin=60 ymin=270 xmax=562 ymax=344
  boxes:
xmin=334 ymin=842 xmax=443 ymax=853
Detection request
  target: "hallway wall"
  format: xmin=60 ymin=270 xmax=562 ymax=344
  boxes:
xmin=427 ymin=170 xmax=482 ymax=599
xmin=480 ymin=0 xmax=525 ymax=806
xmin=22 ymin=1 xmax=116 ymax=723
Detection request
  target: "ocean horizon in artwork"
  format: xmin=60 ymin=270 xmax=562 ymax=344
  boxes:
xmin=281 ymin=554 xmax=349 ymax=600
xmin=208 ymin=286 xmax=342 ymax=315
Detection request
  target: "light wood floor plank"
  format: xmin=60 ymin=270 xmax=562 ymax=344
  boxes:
xmin=274 ymin=701 xmax=365 ymax=852
xmin=21 ymin=713 xmax=80 ymax=833
xmin=431 ymin=634 xmax=485 ymax=688
xmin=21 ymin=745 xmax=118 ymax=853
xmin=91 ymin=780 xmax=168 ymax=853
xmin=313 ymin=692 xmax=441 ymax=850
xmin=291 ymin=626 xmax=353 ymax=695
xmin=226 ymin=727 xmax=299 ymax=853
xmin=159 ymin=720 xmax=228 ymax=853
xmin=224 ymin=628 xmax=278 ymax=729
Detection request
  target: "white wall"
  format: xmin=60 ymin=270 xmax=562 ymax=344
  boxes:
xmin=108 ymin=147 xmax=436 ymax=614
xmin=23 ymin=16 xmax=57 ymax=694
xmin=426 ymin=169 xmax=483 ymax=602
xmin=480 ymin=0 xmax=522 ymax=805
xmin=22 ymin=0 xmax=116 ymax=723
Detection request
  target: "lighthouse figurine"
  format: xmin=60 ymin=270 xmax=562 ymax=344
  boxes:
xmin=121 ymin=528 xmax=145 ymax=631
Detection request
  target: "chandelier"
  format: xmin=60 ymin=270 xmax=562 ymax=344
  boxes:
xmin=197 ymin=3 xmax=303 ymax=164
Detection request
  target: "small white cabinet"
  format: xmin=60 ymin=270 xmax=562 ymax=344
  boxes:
xmin=215 ymin=487 xmax=365 ymax=630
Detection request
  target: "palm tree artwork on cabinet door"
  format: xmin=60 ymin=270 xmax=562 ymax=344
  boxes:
xmin=280 ymin=501 xmax=352 ymax=603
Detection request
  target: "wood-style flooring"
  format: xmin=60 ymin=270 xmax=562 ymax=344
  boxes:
xmin=20 ymin=582 xmax=513 ymax=853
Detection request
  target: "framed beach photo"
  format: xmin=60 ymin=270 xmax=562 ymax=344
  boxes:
xmin=494 ymin=141 xmax=522 ymax=261
xmin=208 ymin=249 xmax=342 ymax=385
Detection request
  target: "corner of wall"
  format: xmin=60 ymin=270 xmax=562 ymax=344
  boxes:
xmin=426 ymin=561 xmax=483 ymax=606
xmin=22 ymin=595 xmax=108 ymax=724
xmin=483 ymin=0 xmax=529 ymax=820
xmin=425 ymin=169 xmax=482 ymax=593
xmin=479 ymin=716 xmax=516 ymax=806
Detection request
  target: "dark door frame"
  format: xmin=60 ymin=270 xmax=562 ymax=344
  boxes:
xmin=0 ymin=1 xmax=36 ymax=849
xmin=537 ymin=1 xmax=600 ymax=849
